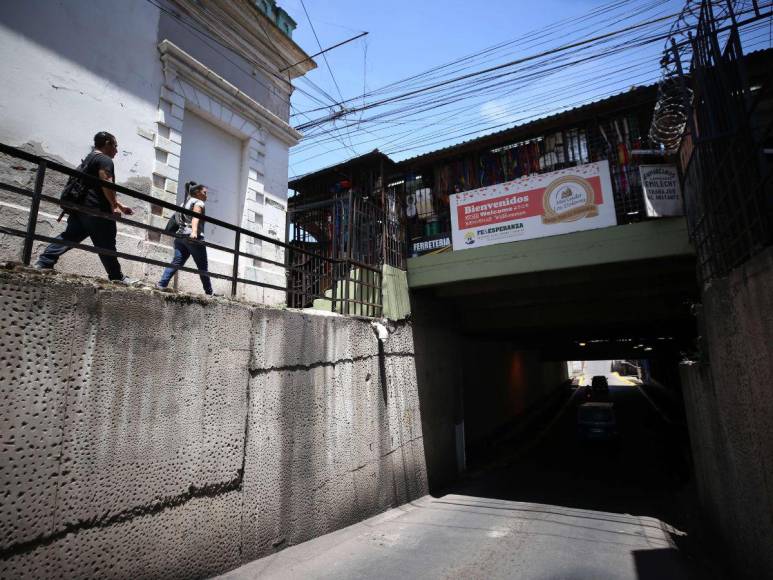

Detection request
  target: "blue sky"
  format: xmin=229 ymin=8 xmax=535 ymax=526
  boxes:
xmin=277 ymin=0 xmax=769 ymax=178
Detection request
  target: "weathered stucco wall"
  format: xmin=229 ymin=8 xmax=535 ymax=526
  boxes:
xmin=0 ymin=0 xmax=297 ymax=304
xmin=0 ymin=267 xmax=427 ymax=579
xmin=0 ymin=0 xmax=162 ymax=180
xmin=680 ymin=246 xmax=773 ymax=580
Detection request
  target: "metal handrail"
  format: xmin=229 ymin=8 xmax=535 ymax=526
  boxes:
xmin=0 ymin=141 xmax=359 ymax=304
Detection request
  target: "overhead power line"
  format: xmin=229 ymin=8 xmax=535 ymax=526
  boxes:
xmin=290 ymin=0 xmax=771 ymax=173
xmin=299 ymin=0 xmax=346 ymax=103
xmin=280 ymin=31 xmax=369 ymax=73
xmin=293 ymin=10 xmax=682 ymax=131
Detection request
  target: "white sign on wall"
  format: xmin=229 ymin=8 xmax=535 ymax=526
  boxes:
xmin=640 ymin=164 xmax=684 ymax=217
xmin=449 ymin=160 xmax=618 ymax=251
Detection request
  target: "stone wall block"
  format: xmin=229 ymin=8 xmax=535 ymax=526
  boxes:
xmin=393 ymin=437 xmax=429 ymax=501
xmin=410 ymin=436 xmax=430 ymax=497
xmin=1 ymin=492 xmax=242 ymax=580
xmin=381 ymin=355 xmax=421 ymax=455
xmin=160 ymin=86 xmax=185 ymax=107
xmin=0 ymin=274 xmax=94 ymax=549
xmin=241 ymin=365 xmax=339 ymax=559
xmin=387 ymin=354 xmax=423 ymax=436
xmin=0 ymin=541 xmax=62 ymax=579
xmin=682 ymin=248 xmax=773 ymax=580
xmin=152 ymin=160 xmax=178 ymax=181
xmin=55 ymin=290 xmax=250 ymax=528
xmin=251 ymin=309 xmax=378 ymax=371
xmin=154 ymin=134 xmax=181 ymax=157
xmin=348 ymin=357 xmax=386 ymax=470
xmin=383 ymin=321 xmax=416 ymax=355
xmin=242 ymin=360 xmax=376 ymax=559
xmin=352 ymin=454 xmax=398 ymax=517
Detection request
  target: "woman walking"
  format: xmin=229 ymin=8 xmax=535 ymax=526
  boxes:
xmin=157 ymin=181 xmax=213 ymax=295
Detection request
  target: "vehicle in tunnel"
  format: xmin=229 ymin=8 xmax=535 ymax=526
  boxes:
xmin=591 ymin=375 xmax=609 ymax=392
xmin=577 ymin=401 xmax=618 ymax=441
xmin=589 ymin=375 xmax=610 ymax=401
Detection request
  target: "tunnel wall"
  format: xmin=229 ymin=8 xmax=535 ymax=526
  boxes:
xmin=410 ymin=289 xmax=569 ymax=490
xmin=462 ymin=342 xmax=568 ymax=451
xmin=680 ymin=247 xmax=773 ymax=580
xmin=410 ymin=291 xmax=463 ymax=492
xmin=0 ymin=268 xmax=427 ymax=579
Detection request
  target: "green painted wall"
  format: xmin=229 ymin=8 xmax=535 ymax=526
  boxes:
xmin=407 ymin=218 xmax=693 ymax=288
xmin=382 ymin=265 xmax=411 ymax=320
xmin=309 ymin=265 xmax=410 ymax=320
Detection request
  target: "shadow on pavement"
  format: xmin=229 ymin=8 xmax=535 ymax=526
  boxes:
xmin=633 ymin=548 xmax=694 ymax=580
xmin=439 ymin=381 xmax=722 ymax=579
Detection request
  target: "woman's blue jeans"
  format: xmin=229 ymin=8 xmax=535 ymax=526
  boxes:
xmin=158 ymin=237 xmax=213 ymax=294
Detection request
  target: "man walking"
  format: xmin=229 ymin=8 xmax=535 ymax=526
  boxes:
xmin=35 ymin=131 xmax=138 ymax=284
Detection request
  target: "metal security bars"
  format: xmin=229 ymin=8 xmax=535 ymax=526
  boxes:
xmin=396 ymin=98 xmax=657 ymax=257
xmin=665 ymin=1 xmax=772 ymax=282
xmin=0 ymin=142 xmax=380 ymax=315
xmin=287 ymin=192 xmax=406 ymax=316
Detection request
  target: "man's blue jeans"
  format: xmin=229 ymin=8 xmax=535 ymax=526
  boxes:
xmin=158 ymin=237 xmax=213 ymax=294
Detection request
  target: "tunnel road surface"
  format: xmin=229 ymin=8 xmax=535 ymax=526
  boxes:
xmin=216 ymin=494 xmax=685 ymax=580
xmin=216 ymin=366 xmax=704 ymax=579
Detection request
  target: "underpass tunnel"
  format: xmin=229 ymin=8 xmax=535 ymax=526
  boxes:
xmin=410 ymin=255 xmax=700 ymax=531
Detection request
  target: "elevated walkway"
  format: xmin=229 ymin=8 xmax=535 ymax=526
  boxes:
xmin=407 ymin=218 xmax=697 ymax=358
xmin=407 ymin=218 xmax=693 ymax=288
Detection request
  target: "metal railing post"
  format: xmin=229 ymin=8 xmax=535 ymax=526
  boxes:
xmin=231 ymin=231 xmax=241 ymax=297
xmin=22 ymin=160 xmax=47 ymax=265
xmin=344 ymin=191 xmax=354 ymax=315
xmin=284 ymin=211 xmax=292 ymax=307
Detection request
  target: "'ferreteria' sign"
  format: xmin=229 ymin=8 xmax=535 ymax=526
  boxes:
xmin=640 ymin=164 xmax=684 ymax=217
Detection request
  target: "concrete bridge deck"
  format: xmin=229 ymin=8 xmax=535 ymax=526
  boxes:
xmin=407 ymin=218 xmax=693 ymax=289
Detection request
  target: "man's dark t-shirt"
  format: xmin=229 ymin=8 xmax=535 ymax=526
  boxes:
xmin=81 ymin=152 xmax=115 ymax=213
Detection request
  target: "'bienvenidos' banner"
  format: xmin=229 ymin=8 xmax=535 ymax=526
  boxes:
xmin=449 ymin=160 xmax=617 ymax=251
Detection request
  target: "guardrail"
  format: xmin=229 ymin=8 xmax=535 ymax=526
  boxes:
xmin=0 ymin=142 xmax=383 ymax=316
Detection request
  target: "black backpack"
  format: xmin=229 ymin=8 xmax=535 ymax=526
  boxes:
xmin=60 ymin=151 xmax=98 ymax=207
xmin=164 ymin=209 xmax=181 ymax=234
xmin=164 ymin=195 xmax=191 ymax=235
xmin=164 ymin=182 xmax=202 ymax=235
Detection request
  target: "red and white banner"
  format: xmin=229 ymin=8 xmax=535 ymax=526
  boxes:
xmin=450 ymin=160 xmax=617 ymax=251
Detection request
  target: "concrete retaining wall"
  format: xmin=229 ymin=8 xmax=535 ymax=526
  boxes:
xmin=680 ymin=247 xmax=773 ymax=580
xmin=0 ymin=267 xmax=427 ymax=579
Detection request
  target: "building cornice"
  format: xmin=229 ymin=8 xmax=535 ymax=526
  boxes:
xmin=168 ymin=0 xmax=315 ymax=82
xmin=159 ymin=40 xmax=302 ymax=146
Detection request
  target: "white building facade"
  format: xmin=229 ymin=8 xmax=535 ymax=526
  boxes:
xmin=0 ymin=0 xmax=314 ymax=302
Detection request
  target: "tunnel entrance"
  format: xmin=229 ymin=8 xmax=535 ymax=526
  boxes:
xmin=448 ymin=355 xmax=696 ymax=539
xmin=410 ymin=254 xmax=702 ymax=557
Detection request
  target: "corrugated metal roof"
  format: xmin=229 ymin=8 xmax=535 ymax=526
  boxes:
xmin=395 ymin=84 xmax=658 ymax=166
xmin=288 ymin=150 xmax=394 ymax=188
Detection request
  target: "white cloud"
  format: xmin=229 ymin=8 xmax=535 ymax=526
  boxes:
xmin=480 ymin=99 xmax=509 ymax=122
